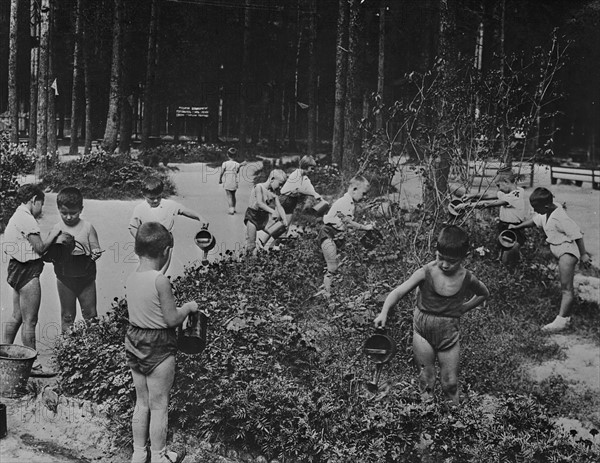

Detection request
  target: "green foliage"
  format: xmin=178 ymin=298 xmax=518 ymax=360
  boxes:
xmin=139 ymin=142 xmax=229 ymax=167
xmin=41 ymin=151 xmax=176 ymax=199
xmin=53 ymin=208 xmax=599 ymax=461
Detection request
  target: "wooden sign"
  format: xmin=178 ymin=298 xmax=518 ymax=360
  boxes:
xmin=176 ymin=106 xmax=209 ymax=118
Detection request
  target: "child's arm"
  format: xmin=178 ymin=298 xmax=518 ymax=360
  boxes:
xmin=179 ymin=207 xmax=209 ymax=228
xmin=273 ymin=196 xmax=288 ymax=225
xmin=575 ymin=237 xmax=591 ymax=264
xmin=255 ymin=185 xmax=277 ymax=216
xmin=156 ymin=274 xmax=198 ymax=327
xmin=88 ymin=224 xmax=103 ymax=260
xmin=460 ymin=277 xmax=490 ymax=315
xmin=27 ymin=228 xmax=62 ymax=255
xmin=374 ymin=268 xmax=426 ymax=328
xmin=218 ymin=164 xmax=225 ymax=184
xmin=509 ymin=217 xmax=535 ymax=230
xmin=339 ymin=214 xmax=373 ymax=231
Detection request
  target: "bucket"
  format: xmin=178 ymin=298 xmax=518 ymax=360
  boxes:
xmin=265 ymin=220 xmax=287 ymax=239
xmin=0 ymin=344 xmax=37 ymax=398
xmin=311 ymin=199 xmax=330 ymax=216
xmin=498 ymin=229 xmax=518 ymax=249
xmin=177 ymin=311 xmax=208 ymax=355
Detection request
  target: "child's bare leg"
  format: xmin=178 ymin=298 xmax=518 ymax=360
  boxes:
xmin=557 ymin=253 xmax=577 ymax=317
xmin=147 ymin=355 xmax=175 ymax=453
xmin=321 ymin=239 xmax=338 ymax=297
xmin=3 ymin=289 xmax=23 ymax=344
xmin=130 ymin=368 xmax=150 ymax=452
xmin=412 ymin=331 xmax=437 ymax=398
xmin=78 ymin=282 xmax=98 ymax=322
xmin=17 ymin=278 xmax=41 ymax=349
xmin=57 ymin=279 xmax=78 ymax=333
xmin=246 ymin=222 xmax=258 ymax=255
xmin=437 ymin=342 xmax=461 ymax=404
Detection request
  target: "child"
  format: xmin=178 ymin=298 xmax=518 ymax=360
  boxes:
xmin=509 ymin=187 xmax=591 ymax=332
xmin=125 ymin=222 xmax=197 ymax=463
xmin=128 ymin=176 xmax=209 ymax=238
xmin=51 ymin=187 xmax=102 ymax=333
xmin=243 ymin=169 xmax=288 ymax=256
xmin=260 ymin=155 xmax=323 ymax=250
xmin=218 ymin=147 xmax=241 ymax=215
xmin=374 ymin=225 xmax=489 ymax=404
xmin=318 ymin=175 xmax=373 ymax=298
xmin=2 ymin=184 xmax=62 ymax=377
xmin=457 ymin=167 xmax=529 ymax=265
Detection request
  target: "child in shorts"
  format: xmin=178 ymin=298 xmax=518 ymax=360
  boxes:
xmin=509 ymin=187 xmax=591 ymax=332
xmin=125 ymin=222 xmax=198 ymax=463
xmin=243 ymin=169 xmax=288 ymax=256
xmin=318 ymin=175 xmax=373 ymax=298
xmin=51 ymin=187 xmax=103 ymax=333
xmin=218 ymin=147 xmax=241 ymax=215
xmin=128 ymin=176 xmax=209 ymax=238
xmin=2 ymin=184 xmax=62 ymax=376
xmin=457 ymin=167 xmax=529 ymax=266
xmin=374 ymin=225 xmax=489 ymax=404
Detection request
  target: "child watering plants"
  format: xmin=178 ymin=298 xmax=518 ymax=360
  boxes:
xmin=125 ymin=222 xmax=198 ymax=463
xmin=509 ymin=187 xmax=591 ymax=332
xmin=374 ymin=225 xmax=489 ymax=404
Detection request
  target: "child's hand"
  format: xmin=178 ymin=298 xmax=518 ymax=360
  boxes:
xmin=183 ymin=301 xmax=199 ymax=313
xmin=90 ymin=249 xmax=104 ymax=261
xmin=508 ymin=224 xmax=517 ymax=230
xmin=581 ymin=252 xmax=592 ymax=265
xmin=374 ymin=313 xmax=387 ymax=328
xmin=364 ymin=223 xmax=374 ymax=231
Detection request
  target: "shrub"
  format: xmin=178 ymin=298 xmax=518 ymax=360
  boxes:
xmin=139 ymin=142 xmax=229 ymax=167
xmin=41 ymin=151 xmax=176 ymax=199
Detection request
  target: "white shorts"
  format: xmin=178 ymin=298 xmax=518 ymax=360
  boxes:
xmin=550 ymin=241 xmax=580 ymax=260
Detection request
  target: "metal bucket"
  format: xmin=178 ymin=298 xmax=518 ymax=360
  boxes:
xmin=177 ymin=311 xmax=208 ymax=355
xmin=0 ymin=344 xmax=37 ymax=398
xmin=265 ymin=220 xmax=287 ymax=239
xmin=311 ymin=199 xmax=330 ymax=216
xmin=498 ymin=229 xmax=518 ymax=249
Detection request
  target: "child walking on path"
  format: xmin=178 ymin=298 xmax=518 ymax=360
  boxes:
xmin=374 ymin=225 xmax=489 ymax=404
xmin=509 ymin=187 xmax=591 ymax=332
xmin=243 ymin=169 xmax=288 ymax=256
xmin=218 ymin=148 xmax=241 ymax=215
xmin=2 ymin=184 xmax=62 ymax=377
xmin=128 ymin=176 xmax=209 ymax=238
xmin=318 ymin=176 xmax=373 ymax=298
xmin=457 ymin=167 xmax=529 ymax=266
xmin=51 ymin=187 xmax=103 ymax=333
xmin=125 ymin=222 xmax=198 ymax=463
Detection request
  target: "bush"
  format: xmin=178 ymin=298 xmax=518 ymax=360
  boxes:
xmin=139 ymin=142 xmax=229 ymax=167
xmin=41 ymin=151 xmax=176 ymax=199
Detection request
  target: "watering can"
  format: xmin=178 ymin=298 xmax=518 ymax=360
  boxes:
xmin=42 ymin=232 xmax=75 ymax=263
xmin=264 ymin=219 xmax=287 ymax=240
xmin=177 ymin=310 xmax=208 ymax=355
xmin=498 ymin=229 xmax=518 ymax=249
xmin=194 ymin=225 xmax=215 ymax=265
xmin=311 ymin=198 xmax=330 ymax=216
xmin=363 ymin=328 xmax=396 ymax=392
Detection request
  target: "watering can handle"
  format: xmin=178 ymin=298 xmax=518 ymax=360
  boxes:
xmin=374 ymin=327 xmax=386 ymax=335
xmin=201 ymin=223 xmax=209 ymax=230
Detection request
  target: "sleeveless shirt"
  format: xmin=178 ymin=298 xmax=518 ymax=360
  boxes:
xmin=416 ymin=264 xmax=473 ymax=318
xmin=126 ymin=270 xmax=169 ymax=329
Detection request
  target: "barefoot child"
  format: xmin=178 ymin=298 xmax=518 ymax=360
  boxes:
xmin=218 ymin=148 xmax=241 ymax=215
xmin=318 ymin=175 xmax=373 ymax=298
xmin=2 ymin=184 xmax=62 ymax=376
xmin=374 ymin=225 xmax=489 ymax=404
xmin=509 ymin=187 xmax=591 ymax=332
xmin=243 ymin=169 xmax=288 ymax=255
xmin=51 ymin=187 xmax=103 ymax=333
xmin=125 ymin=222 xmax=198 ymax=463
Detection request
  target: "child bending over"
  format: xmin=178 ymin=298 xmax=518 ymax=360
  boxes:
xmin=374 ymin=225 xmax=489 ymax=404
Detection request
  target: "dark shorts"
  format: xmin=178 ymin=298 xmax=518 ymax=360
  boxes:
xmin=244 ymin=207 xmax=270 ymax=231
xmin=498 ymin=221 xmax=526 ymax=247
xmin=7 ymin=259 xmax=44 ymax=291
xmin=55 ymin=256 xmax=96 ymax=296
xmin=125 ymin=325 xmax=177 ymax=375
xmin=318 ymin=224 xmax=345 ymax=249
xmin=279 ymin=194 xmax=301 ymax=215
xmin=413 ymin=307 xmax=460 ymax=352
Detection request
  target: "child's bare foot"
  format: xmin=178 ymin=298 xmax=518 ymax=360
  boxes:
xmin=542 ymin=315 xmax=570 ymax=332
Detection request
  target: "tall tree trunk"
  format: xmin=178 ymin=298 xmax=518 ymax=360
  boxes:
xmin=119 ymin=3 xmax=133 ymax=155
xmin=35 ymin=0 xmax=50 ymax=179
xmin=141 ymin=0 xmax=159 ymax=151
xmin=8 ymin=0 xmax=19 ymax=144
xmin=102 ymin=0 xmax=123 ymax=153
xmin=375 ymin=0 xmax=386 ymax=132
xmin=332 ymin=0 xmax=348 ymax=166
xmin=83 ymin=10 xmax=93 ymax=155
xmin=69 ymin=0 xmax=84 ymax=156
xmin=239 ymin=0 xmax=251 ymax=156
xmin=47 ymin=1 xmax=57 ymax=160
xmin=306 ymin=0 xmax=318 ymax=157
xmin=28 ymin=0 xmax=39 ymax=148
xmin=343 ymin=0 xmax=362 ymax=175
xmin=288 ymin=2 xmax=302 ymax=152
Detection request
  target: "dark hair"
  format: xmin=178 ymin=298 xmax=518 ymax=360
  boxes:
xmin=349 ymin=175 xmax=369 ymax=190
xmin=57 ymin=187 xmax=84 ymax=209
xmin=529 ymin=187 xmax=553 ymax=207
xmin=141 ymin=176 xmax=164 ymax=196
xmin=134 ymin=222 xmax=173 ymax=258
xmin=436 ymin=225 xmax=470 ymax=258
xmin=17 ymin=184 xmax=44 ymax=204
xmin=227 ymin=147 xmax=238 ymax=158
xmin=300 ymin=155 xmax=316 ymax=170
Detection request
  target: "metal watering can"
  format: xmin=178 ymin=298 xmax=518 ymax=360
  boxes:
xmin=177 ymin=310 xmax=208 ymax=355
xmin=498 ymin=229 xmax=518 ymax=249
xmin=194 ymin=225 xmax=216 ymax=265
xmin=363 ymin=328 xmax=397 ymax=392
xmin=311 ymin=198 xmax=330 ymax=216
xmin=265 ymin=219 xmax=287 ymax=240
